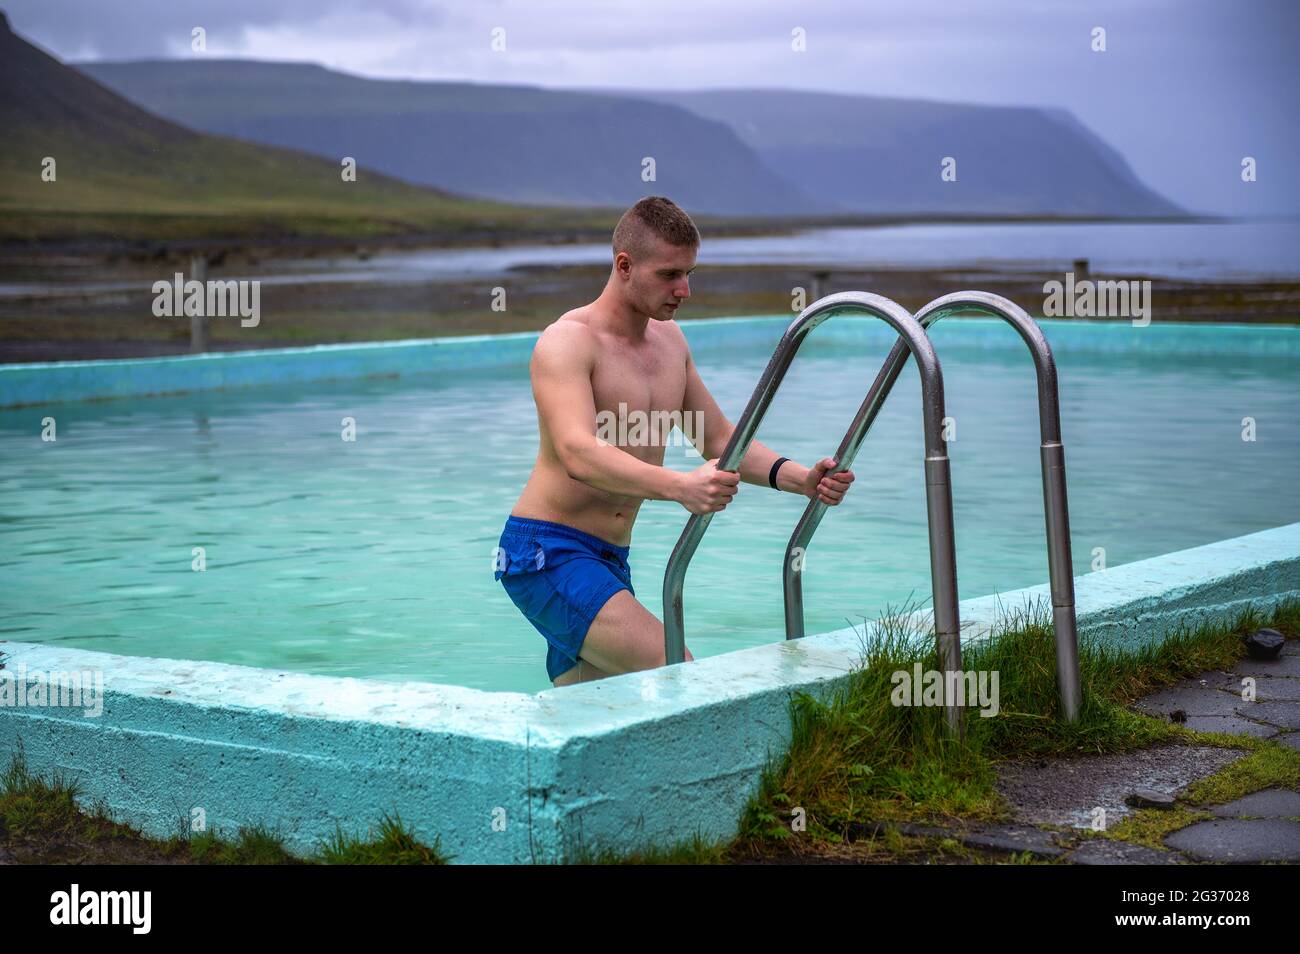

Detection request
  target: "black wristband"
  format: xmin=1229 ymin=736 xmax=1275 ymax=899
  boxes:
xmin=768 ymin=457 xmax=790 ymax=489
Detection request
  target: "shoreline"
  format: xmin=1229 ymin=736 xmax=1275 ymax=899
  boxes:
xmin=0 ymin=212 xmax=1222 ymax=265
xmin=1 ymin=261 xmax=1296 ymax=364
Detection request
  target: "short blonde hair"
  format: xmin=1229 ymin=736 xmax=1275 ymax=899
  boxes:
xmin=612 ymin=196 xmax=700 ymax=263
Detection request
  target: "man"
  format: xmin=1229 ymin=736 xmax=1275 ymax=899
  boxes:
xmin=493 ymin=196 xmax=856 ymax=687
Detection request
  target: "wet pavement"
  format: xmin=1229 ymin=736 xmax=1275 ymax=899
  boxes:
xmin=872 ymin=638 xmax=1300 ymax=863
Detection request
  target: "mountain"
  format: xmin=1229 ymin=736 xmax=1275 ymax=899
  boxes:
xmin=74 ymin=59 xmax=831 ymax=218
xmin=78 ymin=60 xmax=1185 ymax=219
xmin=594 ymin=87 xmax=1186 ymax=218
xmin=0 ymin=13 xmax=579 ymax=245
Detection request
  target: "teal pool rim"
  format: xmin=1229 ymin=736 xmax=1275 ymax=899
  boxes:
xmin=1 ymin=520 xmax=1297 ymax=863
xmin=2 ymin=313 xmax=1298 ymax=860
xmin=2 ymin=314 xmax=1297 ymax=409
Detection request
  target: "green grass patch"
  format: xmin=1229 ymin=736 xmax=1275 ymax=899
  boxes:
xmin=1181 ymin=741 xmax=1300 ymax=806
xmin=0 ymin=739 xmax=449 ymax=864
xmin=557 ymin=831 xmax=733 ymax=865
xmin=1092 ymin=807 xmax=1216 ymax=851
xmin=4 ymin=597 xmax=1295 ymax=864
xmin=319 ymin=813 xmax=449 ymax=865
xmin=733 ymin=595 xmax=1300 ymax=856
xmin=1069 ymin=732 xmax=1300 ymax=853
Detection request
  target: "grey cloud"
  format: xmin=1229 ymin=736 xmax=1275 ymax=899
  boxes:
xmin=5 ymin=0 xmax=441 ymax=59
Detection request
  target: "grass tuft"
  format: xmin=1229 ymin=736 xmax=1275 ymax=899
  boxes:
xmin=4 ymin=596 xmax=1296 ymax=863
xmin=733 ymin=595 xmax=1300 ymax=855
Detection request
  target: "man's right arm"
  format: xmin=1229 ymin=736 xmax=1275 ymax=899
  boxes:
xmin=531 ymin=323 xmax=683 ymax=502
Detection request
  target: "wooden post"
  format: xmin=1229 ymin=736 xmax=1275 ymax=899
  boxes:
xmin=811 ymin=269 xmax=831 ymax=303
xmin=189 ymin=253 xmax=209 ymax=353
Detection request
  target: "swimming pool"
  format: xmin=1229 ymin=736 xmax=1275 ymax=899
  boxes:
xmin=0 ymin=317 xmax=1296 ymax=693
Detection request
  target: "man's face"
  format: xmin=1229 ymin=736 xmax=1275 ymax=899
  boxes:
xmin=623 ymin=239 xmax=696 ymax=321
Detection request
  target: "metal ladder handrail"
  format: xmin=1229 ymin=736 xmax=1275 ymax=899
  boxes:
xmin=662 ymin=292 xmax=966 ymax=735
xmin=781 ymin=290 xmax=1081 ymax=722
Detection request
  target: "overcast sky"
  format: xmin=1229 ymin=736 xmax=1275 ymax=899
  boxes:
xmin=7 ymin=0 xmax=1297 ymax=215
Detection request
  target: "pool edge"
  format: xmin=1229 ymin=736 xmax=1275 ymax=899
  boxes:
xmin=3 ymin=316 xmax=1296 ymax=409
xmin=2 ymin=521 xmax=1297 ymax=862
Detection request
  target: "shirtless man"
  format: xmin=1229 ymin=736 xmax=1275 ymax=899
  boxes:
xmin=492 ymin=196 xmax=856 ymax=687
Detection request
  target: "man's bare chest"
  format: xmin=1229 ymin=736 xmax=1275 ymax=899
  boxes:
xmin=590 ymin=345 xmax=687 ymax=449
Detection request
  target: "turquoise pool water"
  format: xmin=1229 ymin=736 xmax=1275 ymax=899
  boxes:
xmin=1 ymin=319 xmax=1297 ymax=692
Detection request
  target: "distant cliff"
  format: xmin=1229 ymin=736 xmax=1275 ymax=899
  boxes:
xmin=80 ymin=60 xmax=1185 ymax=219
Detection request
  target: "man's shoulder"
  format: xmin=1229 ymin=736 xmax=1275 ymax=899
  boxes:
xmin=532 ymin=314 xmax=596 ymax=369
xmin=661 ymin=319 xmax=692 ymax=360
xmin=539 ymin=312 xmax=594 ymax=342
xmin=555 ymin=305 xmax=590 ymax=324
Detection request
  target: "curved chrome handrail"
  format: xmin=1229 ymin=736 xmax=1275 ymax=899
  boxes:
xmin=781 ymin=290 xmax=1081 ymax=721
xmin=662 ymin=292 xmax=965 ymax=734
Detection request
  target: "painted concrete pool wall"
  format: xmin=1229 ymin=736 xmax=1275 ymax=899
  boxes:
xmin=2 ymin=316 xmax=1297 ymax=409
xmin=2 ymin=521 xmax=1297 ymax=863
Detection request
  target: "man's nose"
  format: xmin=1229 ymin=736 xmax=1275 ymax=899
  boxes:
xmin=676 ymin=279 xmax=690 ymax=299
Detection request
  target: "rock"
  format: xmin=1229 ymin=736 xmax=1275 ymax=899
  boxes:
xmin=1244 ymin=628 xmax=1286 ymax=660
xmin=1126 ymin=789 xmax=1176 ymax=810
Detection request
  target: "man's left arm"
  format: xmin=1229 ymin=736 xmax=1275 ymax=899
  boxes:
xmin=678 ymin=332 xmax=855 ymax=505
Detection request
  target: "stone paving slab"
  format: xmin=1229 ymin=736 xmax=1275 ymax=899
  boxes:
xmin=1207 ymin=787 xmax=1300 ymax=819
xmin=1164 ymin=819 xmax=1300 ymax=862
xmin=1233 ymin=654 xmax=1300 ymax=678
xmin=851 ymin=820 xmax=1068 ymax=860
xmin=1238 ymin=701 xmax=1300 ymax=730
xmin=1190 ymin=671 xmax=1300 ymax=701
xmin=849 ymin=639 xmax=1299 ymax=865
xmin=996 ymin=744 xmax=1248 ymax=829
xmin=1068 ymin=839 xmax=1184 ymax=865
xmin=1134 ymin=684 xmax=1248 ymax=718
xmin=956 ymin=825 xmax=1066 ymax=858
xmin=1194 ymin=670 xmax=1251 ymax=692
xmin=1178 ymin=714 xmax=1280 ymax=737
xmin=1250 ymin=678 xmax=1300 ymax=702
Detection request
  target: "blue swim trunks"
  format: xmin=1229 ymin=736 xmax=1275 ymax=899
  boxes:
xmin=493 ymin=515 xmax=634 ymax=681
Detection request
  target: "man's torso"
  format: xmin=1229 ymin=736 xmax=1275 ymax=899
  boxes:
xmin=510 ymin=307 xmax=688 ymax=547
